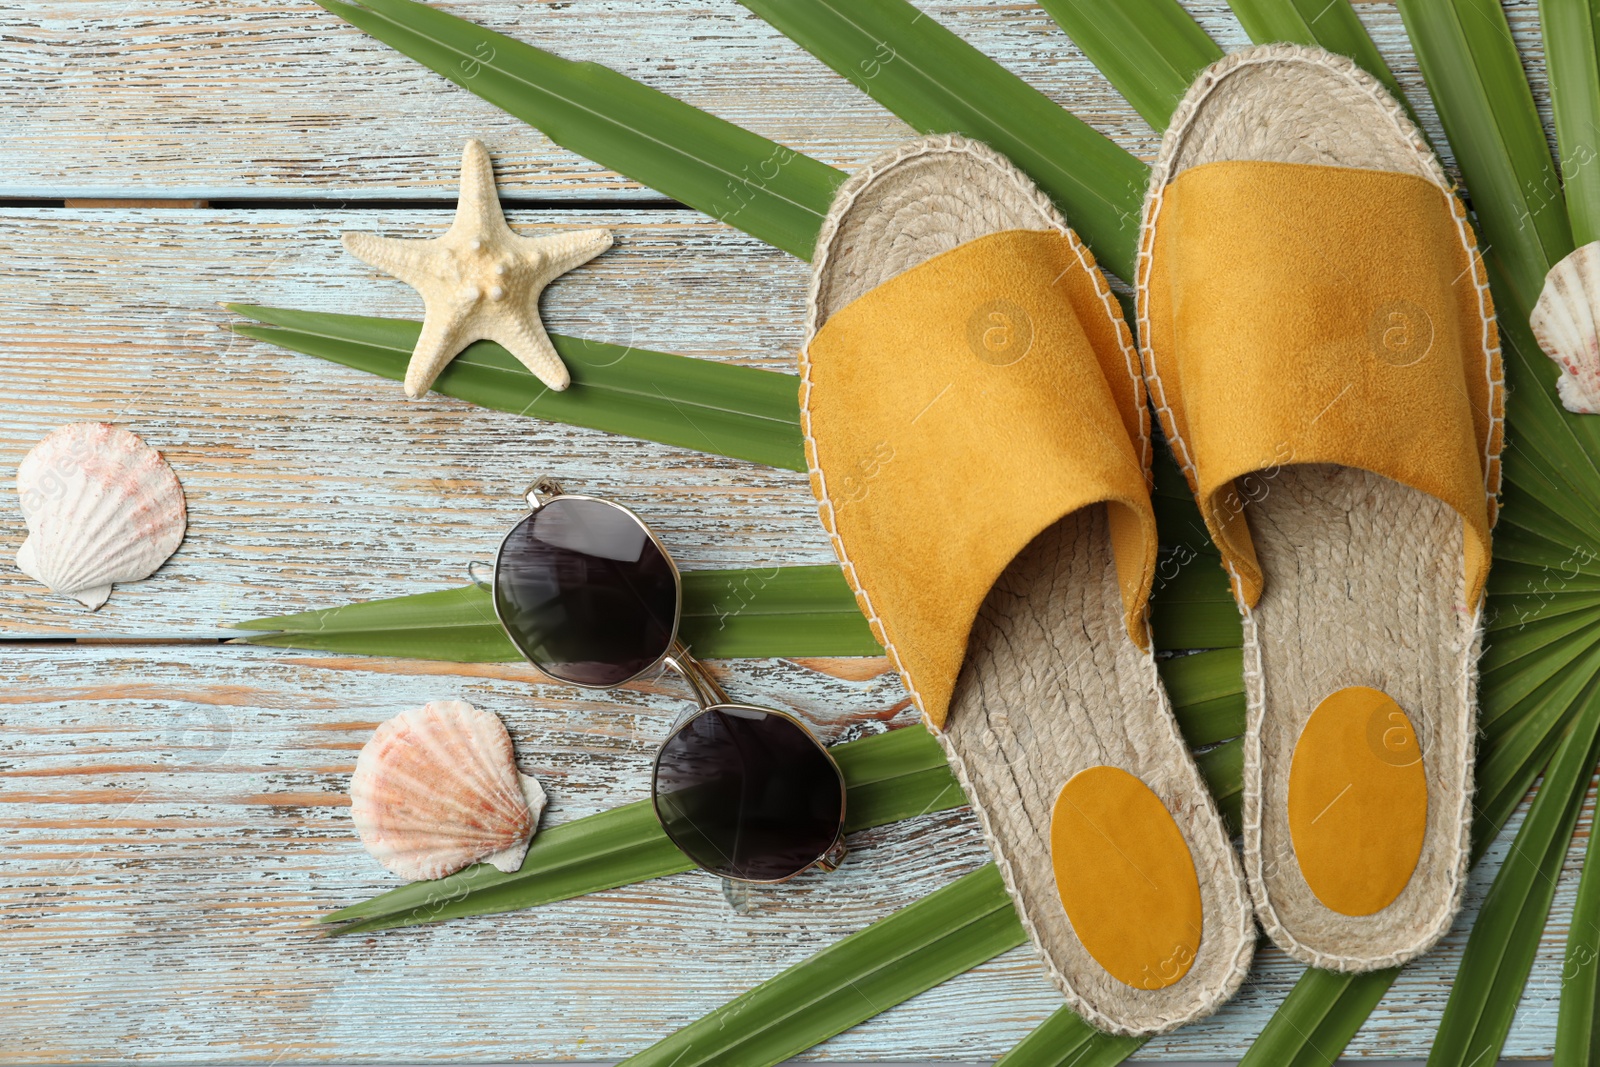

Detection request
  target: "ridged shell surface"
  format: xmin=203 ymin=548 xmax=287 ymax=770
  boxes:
xmin=351 ymin=700 xmax=546 ymax=881
xmin=14 ymin=423 xmax=187 ymax=609
xmin=1531 ymin=240 xmax=1600 ymax=414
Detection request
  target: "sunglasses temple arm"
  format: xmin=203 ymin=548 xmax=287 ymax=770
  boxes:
xmin=662 ymin=641 xmax=729 ymax=711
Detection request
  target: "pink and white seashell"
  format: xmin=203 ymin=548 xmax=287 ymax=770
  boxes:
xmin=14 ymin=422 xmax=187 ymax=609
xmin=1532 ymin=240 xmax=1600 ymax=414
xmin=351 ymin=700 xmax=547 ymax=881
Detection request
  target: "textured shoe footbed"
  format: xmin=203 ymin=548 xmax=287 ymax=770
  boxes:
xmin=803 ymin=134 xmax=1254 ymax=1036
xmin=1139 ymin=44 xmax=1485 ymax=971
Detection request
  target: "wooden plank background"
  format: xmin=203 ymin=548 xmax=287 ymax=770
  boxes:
xmin=1 ymin=646 xmax=1587 ymax=1062
xmin=0 ymin=0 xmax=1581 ymax=1061
xmin=0 ymin=207 xmax=822 ymax=635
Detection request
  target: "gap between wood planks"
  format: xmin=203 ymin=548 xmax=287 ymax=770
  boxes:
xmin=0 ymin=636 xmax=238 ymax=646
xmin=26 ymin=197 xmax=694 ymax=211
xmin=1 ymin=190 xmax=698 ymax=653
xmin=62 ymin=198 xmax=209 ymax=208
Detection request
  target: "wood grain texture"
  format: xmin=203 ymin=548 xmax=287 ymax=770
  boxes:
xmin=0 ymin=644 xmax=1585 ymax=1062
xmin=0 ymin=0 xmax=1150 ymax=200
xmin=1 ymin=0 xmax=1546 ymax=202
xmin=0 ymin=206 xmax=827 ymax=637
xmin=0 ymin=0 xmax=1581 ymax=1060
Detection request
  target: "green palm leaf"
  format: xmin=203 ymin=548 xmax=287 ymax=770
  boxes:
xmin=1477 ymin=648 xmax=1600 ymax=842
xmin=290 ymin=1 xmax=1600 ymax=1060
xmin=226 ymin=304 xmax=806 ymax=471
xmin=327 ymin=798 xmax=688 ymax=937
xmin=312 ymin=0 xmax=842 ymax=258
xmin=992 ymin=1004 xmax=1145 ymax=1067
xmin=617 ymin=735 xmax=1244 ymax=1067
xmin=239 ymin=577 xmax=1244 ymax=744
xmin=1159 ymin=648 xmax=1245 ymax=746
xmin=1541 ymin=0 xmax=1600 ymax=244
xmin=1493 ymin=329 xmax=1600 ymax=530
xmin=998 ymin=1 xmax=1598 ymax=1062
xmin=1148 ymin=561 xmax=1241 ymax=651
xmin=1034 ymin=0 xmax=1221 ymax=130
xmin=736 ymin=0 xmax=1147 ymax=280
xmin=615 ymin=863 xmax=1026 ymax=1067
xmin=276 ymin=615 xmax=1241 ymax=938
xmin=1234 ymin=659 xmax=1600 ymax=1067
xmin=321 ymin=723 xmax=965 ymax=936
xmin=1238 ymin=966 xmax=1398 ymax=1067
xmin=1556 ymin=778 xmax=1600 ymax=1065
xmin=1429 ymin=702 xmax=1600 ymax=1065
xmin=1478 ymin=614 xmax=1600 ymax=724
xmin=236 ymin=566 xmax=884 ymax=660
xmin=1493 ymin=509 xmax=1600 ymax=573
xmin=1393 ymin=3 xmax=1600 ymax=1059
xmin=1397 ymin=0 xmax=1574 ymax=308
xmin=1196 ymin=736 xmax=1243 ymax=831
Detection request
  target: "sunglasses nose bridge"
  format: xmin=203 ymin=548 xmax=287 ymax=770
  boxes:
xmin=661 ymin=642 xmax=729 ymax=711
xmin=523 ymin=475 xmax=566 ymax=510
xmin=813 ymin=839 xmax=848 ymax=874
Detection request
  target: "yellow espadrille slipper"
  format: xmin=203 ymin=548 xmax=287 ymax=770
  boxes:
xmin=802 ymin=134 xmax=1254 ymax=1036
xmin=1138 ymin=45 xmax=1503 ymax=971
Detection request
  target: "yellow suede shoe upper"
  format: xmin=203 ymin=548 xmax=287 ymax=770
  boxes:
xmin=803 ymin=228 xmax=1157 ymax=728
xmin=1140 ymin=160 xmax=1502 ymax=609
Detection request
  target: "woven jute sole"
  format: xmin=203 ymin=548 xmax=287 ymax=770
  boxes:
xmin=1137 ymin=44 xmax=1502 ymax=971
xmin=803 ymin=134 xmax=1255 ymax=1035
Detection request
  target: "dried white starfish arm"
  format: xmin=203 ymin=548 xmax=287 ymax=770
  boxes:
xmin=341 ymin=139 xmax=614 ymax=397
xmin=341 ymin=231 xmax=434 ymax=289
xmin=407 ymin=303 xmax=481 ymax=397
xmin=487 ymin=305 xmax=571 ymax=391
xmin=518 ymin=228 xmax=615 ymax=277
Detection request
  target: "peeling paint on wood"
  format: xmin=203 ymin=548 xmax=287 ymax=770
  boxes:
xmin=0 ymin=207 xmax=822 ymax=636
xmin=0 ymin=0 xmax=1580 ymax=1060
xmin=0 ymin=645 xmax=1587 ymax=1062
xmin=0 ymin=1 xmax=1549 ymax=202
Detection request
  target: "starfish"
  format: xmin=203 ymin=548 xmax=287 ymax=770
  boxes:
xmin=342 ymin=139 xmax=612 ymax=397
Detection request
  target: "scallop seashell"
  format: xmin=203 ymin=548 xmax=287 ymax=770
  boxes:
xmin=351 ymin=700 xmax=547 ymax=881
xmin=1531 ymin=240 xmax=1600 ymax=414
xmin=14 ymin=423 xmax=187 ymax=609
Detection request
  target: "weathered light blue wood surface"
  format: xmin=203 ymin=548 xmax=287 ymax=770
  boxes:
xmin=0 ymin=0 xmax=1583 ymax=1061
xmin=0 ymin=646 xmax=1586 ymax=1062
xmin=0 ymin=0 xmax=1549 ymax=201
xmin=0 ymin=207 xmax=819 ymax=635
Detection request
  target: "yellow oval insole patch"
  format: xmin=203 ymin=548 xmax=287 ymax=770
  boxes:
xmin=1050 ymin=766 xmax=1203 ymax=990
xmin=1288 ymin=686 xmax=1428 ymax=916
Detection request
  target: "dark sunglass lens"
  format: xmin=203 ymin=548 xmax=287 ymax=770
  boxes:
xmin=494 ymin=497 xmax=678 ymax=686
xmin=653 ymin=708 xmax=843 ymax=881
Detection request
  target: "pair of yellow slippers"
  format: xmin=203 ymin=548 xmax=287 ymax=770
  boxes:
xmin=800 ymin=44 xmax=1501 ymax=1036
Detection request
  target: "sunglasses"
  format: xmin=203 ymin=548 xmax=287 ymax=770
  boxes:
xmin=487 ymin=477 xmax=847 ymax=884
